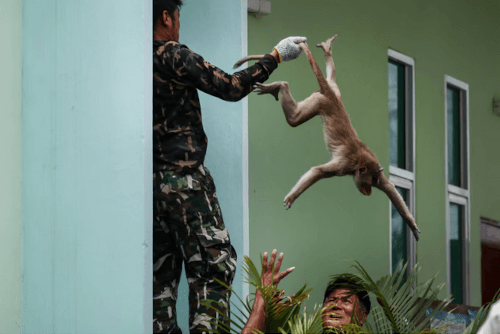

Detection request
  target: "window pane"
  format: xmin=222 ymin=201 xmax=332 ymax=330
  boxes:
xmin=389 ymin=61 xmax=406 ymax=169
xmin=447 ymin=87 xmax=461 ymax=186
xmin=392 ymin=187 xmax=408 ymax=285
xmin=450 ymin=203 xmax=464 ymax=304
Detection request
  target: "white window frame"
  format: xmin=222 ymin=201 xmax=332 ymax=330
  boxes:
xmin=444 ymin=75 xmax=470 ymax=305
xmin=388 ymin=50 xmax=416 ymax=277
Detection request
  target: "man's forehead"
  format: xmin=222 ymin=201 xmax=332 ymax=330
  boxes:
xmin=327 ymin=288 xmax=357 ymax=299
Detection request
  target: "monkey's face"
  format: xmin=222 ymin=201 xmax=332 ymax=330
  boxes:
xmin=354 ymin=166 xmax=377 ymax=196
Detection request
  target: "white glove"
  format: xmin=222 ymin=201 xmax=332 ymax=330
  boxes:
xmin=273 ymin=36 xmax=307 ymax=63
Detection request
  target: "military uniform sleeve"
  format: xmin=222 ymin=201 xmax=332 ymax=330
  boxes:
xmin=176 ymin=47 xmax=278 ymax=102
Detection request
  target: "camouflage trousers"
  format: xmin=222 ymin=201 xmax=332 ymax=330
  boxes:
xmin=153 ymin=164 xmax=237 ymax=333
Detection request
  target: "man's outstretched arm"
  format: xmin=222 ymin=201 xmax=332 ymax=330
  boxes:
xmin=242 ymin=249 xmax=295 ymax=334
xmin=157 ymin=37 xmax=305 ymax=102
xmin=242 ymin=289 xmax=266 ymax=334
xmin=182 ymin=48 xmax=277 ymax=102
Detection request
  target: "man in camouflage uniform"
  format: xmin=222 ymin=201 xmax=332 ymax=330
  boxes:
xmin=152 ymin=1 xmax=306 ymax=332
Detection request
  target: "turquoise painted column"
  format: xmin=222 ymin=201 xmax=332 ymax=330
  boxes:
xmin=0 ymin=0 xmax=23 ymax=333
xmin=176 ymin=1 xmax=249 ymax=332
xmin=22 ymin=0 xmax=152 ymax=333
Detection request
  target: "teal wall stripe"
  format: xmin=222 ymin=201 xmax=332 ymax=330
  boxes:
xmin=176 ymin=1 xmax=247 ymax=332
xmin=0 ymin=0 xmax=23 ymax=332
xmin=22 ymin=0 xmax=152 ymax=332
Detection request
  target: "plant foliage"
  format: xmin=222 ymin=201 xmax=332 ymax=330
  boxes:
xmin=327 ymin=260 xmax=452 ymax=333
xmin=463 ymin=288 xmax=500 ymax=334
xmin=200 ymin=257 xmax=472 ymax=334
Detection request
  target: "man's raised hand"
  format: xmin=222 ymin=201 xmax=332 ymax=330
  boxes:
xmin=242 ymin=249 xmax=295 ymax=334
xmin=261 ymin=249 xmax=295 ymax=287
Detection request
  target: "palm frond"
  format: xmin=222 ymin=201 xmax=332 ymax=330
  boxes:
xmin=463 ymin=288 xmax=500 ymax=334
xmin=201 ymin=257 xmax=467 ymax=334
xmin=284 ymin=304 xmax=327 ymax=334
xmin=258 ymin=283 xmax=312 ymax=333
xmin=242 ymin=255 xmax=262 ymax=288
xmin=198 ymin=298 xmax=244 ymax=334
xmin=200 ymin=255 xmax=311 ymax=333
xmin=366 ymin=261 xmax=452 ymax=333
xmin=329 ymin=260 xmax=452 ymax=333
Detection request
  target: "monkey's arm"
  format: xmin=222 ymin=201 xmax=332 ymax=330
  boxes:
xmin=375 ymin=173 xmax=421 ymax=241
xmin=284 ymin=159 xmax=343 ymax=209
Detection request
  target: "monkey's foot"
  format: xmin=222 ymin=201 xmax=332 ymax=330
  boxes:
xmin=284 ymin=193 xmax=296 ymax=210
xmin=316 ymin=35 xmax=338 ymax=55
xmin=253 ymin=82 xmax=285 ymax=101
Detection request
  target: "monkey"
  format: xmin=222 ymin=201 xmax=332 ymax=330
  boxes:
xmin=234 ymin=35 xmax=421 ymax=241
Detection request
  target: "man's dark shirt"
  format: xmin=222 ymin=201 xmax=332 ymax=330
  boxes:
xmin=153 ymin=40 xmax=278 ymax=174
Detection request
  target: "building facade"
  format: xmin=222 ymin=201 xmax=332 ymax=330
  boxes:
xmin=1 ymin=0 xmax=499 ymax=332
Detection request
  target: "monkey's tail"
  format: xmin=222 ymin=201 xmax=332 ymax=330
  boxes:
xmin=298 ymin=42 xmax=330 ymax=95
xmin=233 ymin=55 xmax=266 ymax=69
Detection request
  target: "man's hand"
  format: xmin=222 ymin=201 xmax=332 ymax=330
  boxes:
xmin=273 ymin=36 xmax=307 ymax=63
xmin=242 ymin=249 xmax=294 ymax=334
xmin=261 ymin=249 xmax=295 ymax=288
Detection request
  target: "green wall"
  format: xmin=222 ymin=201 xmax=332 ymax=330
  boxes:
xmin=0 ymin=0 xmax=22 ymax=332
xmin=248 ymin=0 xmax=500 ymax=308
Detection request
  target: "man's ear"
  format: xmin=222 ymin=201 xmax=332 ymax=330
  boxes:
xmin=359 ymin=310 xmax=368 ymax=325
xmin=162 ymin=10 xmax=173 ymax=27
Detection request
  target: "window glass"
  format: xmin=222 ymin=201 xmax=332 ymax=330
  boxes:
xmin=388 ymin=60 xmax=406 ymax=169
xmin=447 ymin=87 xmax=461 ymax=186
xmin=392 ymin=187 xmax=408 ymax=284
xmin=449 ymin=203 xmax=464 ymax=304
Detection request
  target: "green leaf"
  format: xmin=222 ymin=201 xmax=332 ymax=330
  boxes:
xmin=463 ymin=288 xmax=500 ymax=334
xmin=243 ymin=255 xmax=262 ymax=288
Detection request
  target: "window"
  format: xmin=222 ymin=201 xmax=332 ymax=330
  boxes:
xmin=391 ymin=185 xmax=411 ymax=283
xmin=388 ymin=50 xmax=416 ymax=279
xmin=445 ymin=75 xmax=470 ymax=304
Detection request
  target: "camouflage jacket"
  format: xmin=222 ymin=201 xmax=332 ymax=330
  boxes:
xmin=153 ymin=40 xmax=278 ymax=174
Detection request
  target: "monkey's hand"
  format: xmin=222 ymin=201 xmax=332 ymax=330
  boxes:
xmin=253 ymin=82 xmax=283 ymax=101
xmin=284 ymin=192 xmax=297 ymax=210
xmin=274 ymin=36 xmax=307 ymax=62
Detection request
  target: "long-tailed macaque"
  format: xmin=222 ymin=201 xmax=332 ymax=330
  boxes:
xmin=234 ymin=35 xmax=421 ymax=241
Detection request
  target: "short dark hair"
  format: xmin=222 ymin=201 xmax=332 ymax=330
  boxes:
xmin=153 ymin=0 xmax=183 ymax=30
xmin=323 ymin=276 xmax=371 ymax=315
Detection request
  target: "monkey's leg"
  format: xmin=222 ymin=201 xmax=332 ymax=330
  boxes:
xmin=255 ymin=82 xmax=323 ymax=127
xmin=284 ymin=159 xmax=342 ymax=209
xmin=316 ymin=35 xmax=338 ymax=85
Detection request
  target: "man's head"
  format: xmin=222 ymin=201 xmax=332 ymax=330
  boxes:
xmin=153 ymin=0 xmax=183 ymax=41
xmin=322 ymin=277 xmax=371 ymax=329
